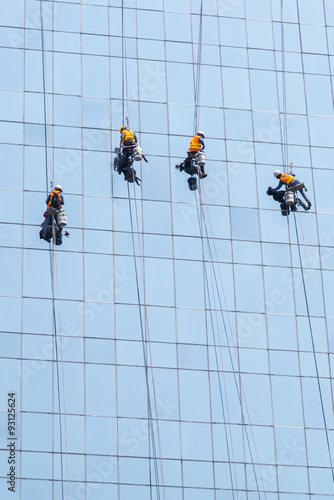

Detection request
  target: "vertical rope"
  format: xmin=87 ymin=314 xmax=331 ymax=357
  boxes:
xmin=193 ymin=0 xmax=204 ymax=135
xmin=132 ymin=176 xmax=167 ymax=500
xmin=40 ymin=2 xmax=67 ymax=497
xmin=280 ymin=0 xmax=289 ymax=172
xmin=121 ymin=5 xmax=164 ymax=498
xmin=194 ymin=196 xmax=237 ymax=498
xmin=195 ymin=188 xmax=266 ymax=499
xmin=292 ymin=214 xmax=334 ymax=482
xmin=121 ymin=1 xmax=125 ymax=124
xmin=121 ymin=0 xmax=130 ymax=126
xmin=127 ymin=184 xmax=162 ymax=500
xmin=40 ymin=0 xmax=49 ymax=192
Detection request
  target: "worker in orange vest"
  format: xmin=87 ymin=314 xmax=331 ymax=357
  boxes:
xmin=40 ymin=185 xmax=65 ymax=244
xmin=119 ymin=125 xmax=139 ymax=165
xmin=120 ymin=126 xmax=137 ymax=148
xmin=46 ymin=185 xmax=64 ymax=210
xmin=272 ymin=170 xmax=311 ymax=210
xmin=176 ymin=132 xmax=207 ymax=179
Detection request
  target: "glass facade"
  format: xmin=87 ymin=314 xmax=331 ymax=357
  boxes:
xmin=1 ymin=0 xmax=334 ymax=498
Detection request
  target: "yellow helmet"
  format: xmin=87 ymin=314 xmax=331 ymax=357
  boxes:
xmin=120 ymin=126 xmax=127 ymax=133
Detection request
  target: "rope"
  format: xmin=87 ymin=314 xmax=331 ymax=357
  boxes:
xmin=127 ymin=183 xmax=163 ymax=500
xmin=132 ymin=176 xmax=167 ymax=500
xmin=49 ymin=224 xmax=66 ymax=500
xmin=121 ymin=0 xmax=130 ymax=125
xmin=280 ymin=0 xmax=333 ymax=481
xmin=196 ymin=185 xmax=267 ymax=499
xmin=54 ymin=240 xmax=70 ymax=500
xmin=193 ymin=0 xmax=204 ymax=135
xmin=191 ymin=3 xmax=266 ymax=496
xmin=292 ymin=213 xmax=334 ymax=482
xmin=40 ymin=0 xmax=49 ymax=192
xmin=280 ymin=0 xmax=289 ymax=172
xmin=296 ymin=211 xmax=334 ymax=405
xmin=120 ymin=2 xmax=165 ymax=498
xmin=194 ymin=198 xmax=238 ymax=497
xmin=40 ymin=2 xmax=68 ymax=497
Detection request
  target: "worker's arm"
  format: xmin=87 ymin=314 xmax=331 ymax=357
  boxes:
xmin=272 ymin=180 xmax=284 ymax=191
xmin=199 ymin=137 xmax=205 ymax=150
xmin=46 ymin=194 xmax=51 ymax=204
xmin=60 ymin=195 xmax=65 ymax=206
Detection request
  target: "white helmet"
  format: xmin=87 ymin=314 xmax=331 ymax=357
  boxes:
xmin=273 ymin=170 xmax=281 ymax=178
xmin=54 ymin=185 xmax=63 ymax=192
xmin=197 ymin=131 xmax=205 ymax=138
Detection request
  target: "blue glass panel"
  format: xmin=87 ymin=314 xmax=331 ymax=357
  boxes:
xmin=82 ymin=5 xmax=109 ymax=35
xmin=303 ymin=53 xmax=330 ymax=75
xmin=183 ymin=461 xmax=214 ymax=488
xmin=236 ymin=312 xmax=268 ymax=349
xmin=0 ymin=48 xmax=24 ymax=90
xmin=272 ymin=376 xmax=304 ymax=426
xmin=175 ymin=259 xmax=205 ymax=308
xmin=239 ymin=347 xmax=269 ymax=374
xmin=217 ymin=0 xmax=244 ymax=18
xmin=309 ymin=467 xmax=334 ymax=494
xmin=270 ymin=350 xmax=300 ymax=376
xmin=277 ymin=465 xmax=309 ymax=493
xmin=221 ymin=46 xmax=248 ymax=68
xmin=247 ymin=20 xmax=274 ymax=50
xmin=299 ymin=0 xmax=325 ymax=25
xmin=54 ymin=3 xmax=81 ymax=32
xmin=305 ymin=74 xmax=334 ymax=116
xmin=22 ymin=412 xmax=52 ymax=451
xmin=137 ymin=9 xmax=164 ymax=39
xmin=86 ymin=364 xmax=116 ymax=416
xmin=219 ymin=17 xmax=246 ymax=47
xmin=83 ymin=33 xmax=109 ymax=55
xmin=83 ymin=55 xmax=110 ymax=98
xmin=275 ymin=426 xmax=307 ymax=466
xmin=21 ymin=451 xmax=52 ymax=479
xmin=301 ymin=25 xmax=328 ymax=54
xmin=267 ymin=315 xmax=298 ymax=351
xmin=179 ymin=370 xmax=211 ymax=421
xmin=165 ymin=12 xmax=192 ymax=42
xmin=249 ymin=49 xmax=276 ymax=70
xmin=0 ymin=1 xmax=24 ymax=28
xmin=222 ymin=68 xmax=251 ymax=109
xmin=54 ymin=32 xmax=81 ymax=53
xmin=241 ymin=373 xmax=273 ymax=425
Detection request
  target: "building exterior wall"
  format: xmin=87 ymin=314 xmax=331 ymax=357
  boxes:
xmin=0 ymin=0 xmax=334 ymax=498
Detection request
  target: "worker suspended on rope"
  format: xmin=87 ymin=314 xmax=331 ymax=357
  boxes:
xmin=271 ymin=170 xmax=312 ymax=210
xmin=40 ymin=185 xmax=69 ymax=245
xmin=175 ymin=132 xmax=207 ymax=191
xmin=47 ymin=184 xmax=64 ymax=210
xmin=266 ymin=186 xmax=308 ymax=216
xmin=114 ymin=126 xmax=148 ymax=186
xmin=120 ymin=125 xmax=137 ymax=148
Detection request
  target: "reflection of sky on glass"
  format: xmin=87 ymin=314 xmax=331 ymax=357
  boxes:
xmin=1 ymin=1 xmax=334 ymax=498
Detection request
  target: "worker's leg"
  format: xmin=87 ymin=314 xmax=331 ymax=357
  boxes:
xmin=298 ymin=187 xmax=311 ymax=205
xmin=297 ymin=198 xmax=308 ymax=210
xmin=40 ymin=215 xmax=51 ymax=238
xmin=198 ymin=165 xmax=208 ymax=179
